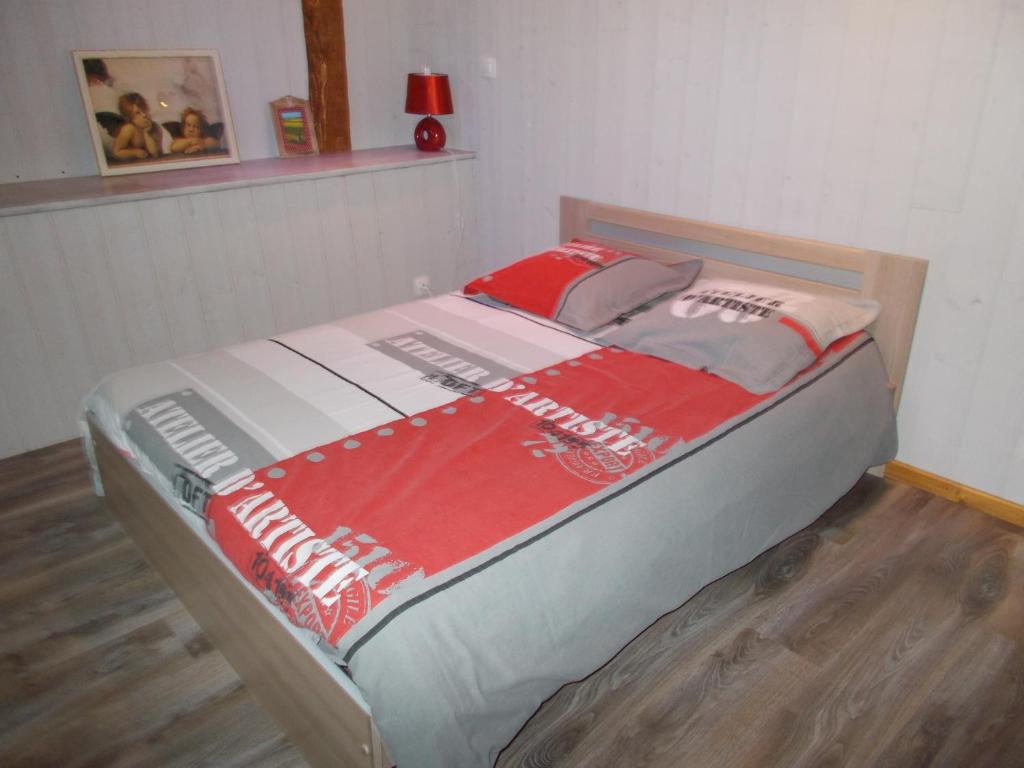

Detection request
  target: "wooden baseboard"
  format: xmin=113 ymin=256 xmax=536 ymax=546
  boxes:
xmin=885 ymin=460 xmax=1024 ymax=528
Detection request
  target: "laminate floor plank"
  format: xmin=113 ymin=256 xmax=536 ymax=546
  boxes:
xmin=1 ymin=441 xmax=1021 ymax=768
xmin=0 ymin=439 xmax=89 ymax=487
xmin=498 ymin=481 xmax=1024 ymax=768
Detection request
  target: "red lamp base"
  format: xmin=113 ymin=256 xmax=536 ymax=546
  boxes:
xmin=413 ymin=115 xmax=446 ymax=151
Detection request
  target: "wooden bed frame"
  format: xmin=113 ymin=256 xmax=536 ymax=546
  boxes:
xmin=560 ymin=197 xmax=927 ymax=407
xmin=90 ymin=197 xmax=928 ymax=767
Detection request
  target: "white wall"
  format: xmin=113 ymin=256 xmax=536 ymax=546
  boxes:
xmin=3 ymin=0 xmax=1021 ymax=503
xmin=343 ymin=0 xmax=1024 ymax=504
xmin=0 ymin=0 xmax=478 ymax=459
xmin=343 ymin=0 xmax=472 ymax=151
xmin=0 ymin=157 xmax=476 ymax=459
xmin=0 ymin=0 xmax=309 ymax=182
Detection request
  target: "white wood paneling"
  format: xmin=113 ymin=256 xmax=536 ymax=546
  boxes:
xmin=0 ymin=2 xmax=51 ymax=183
xmin=491 ymin=0 xmax=528 ymax=262
xmin=900 ymin=5 xmax=1024 ymax=486
xmin=520 ymin=1 xmax=565 ymax=251
xmin=340 ymin=0 xmax=1024 ymax=504
xmin=97 ymin=202 xmax=177 ymax=365
xmin=647 ymin=0 xmax=693 ymax=215
xmin=855 ymin=0 xmax=946 ymax=252
xmin=677 ymin=0 xmax=727 ymax=221
xmin=4 ymin=214 xmax=99 ymax=425
xmin=250 ymin=182 xmax=310 ymax=334
xmin=179 ymin=193 xmax=247 ymax=349
xmin=910 ymin=0 xmax=1002 ymax=213
xmin=138 ymin=197 xmax=210 ymax=356
xmin=281 ymin=180 xmax=335 ymax=327
xmin=814 ymin=0 xmax=892 ymax=245
xmin=0 ymin=0 xmax=307 ymax=183
xmin=345 ymin=173 xmax=390 ymax=313
xmin=313 ymin=176 xmax=362 ymax=319
xmin=419 ymin=160 xmax=463 ymax=290
xmin=373 ymin=168 xmax=423 ymax=306
xmin=707 ymin=0 xmax=763 ymax=226
xmin=0 ymin=225 xmax=68 ymax=449
xmin=51 ymin=207 xmax=136 ymax=374
xmin=739 ymin=0 xmax=802 ymax=233
xmin=5 ymin=0 xmax=1023 ymax=507
xmin=957 ymin=186 xmax=1024 ymax=496
xmin=452 ymin=150 xmax=480 ymax=283
xmin=0 ymin=159 xmax=477 ymax=460
xmin=775 ymin=0 xmax=849 ymax=238
xmin=1001 ymin=181 xmax=1024 ymax=503
xmin=214 ymin=188 xmax=277 ymax=340
xmin=0 ymin=385 xmax=25 ymax=459
xmin=590 ymin=0 xmax=629 ymax=207
xmin=347 ymin=0 xmax=404 ymax=150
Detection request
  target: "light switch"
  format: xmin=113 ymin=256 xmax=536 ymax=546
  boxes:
xmin=481 ymin=56 xmax=497 ymax=79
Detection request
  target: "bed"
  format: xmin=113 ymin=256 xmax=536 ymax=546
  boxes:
xmin=84 ymin=197 xmax=927 ymax=767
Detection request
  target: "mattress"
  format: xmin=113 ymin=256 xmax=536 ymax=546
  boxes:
xmin=84 ymin=293 xmax=898 ymax=767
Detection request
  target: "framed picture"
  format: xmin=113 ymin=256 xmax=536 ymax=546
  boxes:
xmin=270 ymin=96 xmax=320 ymax=157
xmin=72 ymin=49 xmax=239 ymax=177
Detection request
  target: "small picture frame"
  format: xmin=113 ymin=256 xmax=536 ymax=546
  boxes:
xmin=270 ymin=96 xmax=320 ymax=157
xmin=72 ymin=49 xmax=239 ymax=177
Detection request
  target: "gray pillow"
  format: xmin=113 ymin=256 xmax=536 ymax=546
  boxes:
xmin=554 ymin=256 xmax=703 ymax=331
xmin=463 ymin=240 xmax=702 ymax=332
xmin=603 ymin=278 xmax=880 ymax=393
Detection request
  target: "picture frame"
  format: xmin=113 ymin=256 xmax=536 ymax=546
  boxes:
xmin=270 ymin=96 xmax=320 ymax=157
xmin=72 ymin=49 xmax=239 ymax=177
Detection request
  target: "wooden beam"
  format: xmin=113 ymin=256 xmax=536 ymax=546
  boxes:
xmin=302 ymin=0 xmax=352 ymax=153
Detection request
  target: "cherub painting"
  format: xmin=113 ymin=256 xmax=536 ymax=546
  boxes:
xmin=165 ymin=107 xmax=225 ymax=155
xmin=73 ymin=49 xmax=239 ymax=177
xmin=95 ymin=92 xmax=164 ymax=161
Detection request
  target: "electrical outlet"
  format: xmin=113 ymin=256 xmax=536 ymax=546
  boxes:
xmin=413 ymin=274 xmax=432 ymax=297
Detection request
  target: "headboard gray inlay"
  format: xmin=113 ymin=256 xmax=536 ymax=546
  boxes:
xmin=589 ymin=220 xmax=863 ymax=290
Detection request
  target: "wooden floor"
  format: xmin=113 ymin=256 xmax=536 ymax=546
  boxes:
xmin=1 ymin=441 xmax=1021 ymax=768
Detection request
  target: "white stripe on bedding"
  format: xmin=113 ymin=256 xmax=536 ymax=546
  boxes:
xmin=229 ymin=335 xmax=403 ymax=428
xmin=442 ymin=297 xmax=599 ymax=351
xmin=169 ymin=347 xmax=374 ymax=456
xmin=269 ymin=323 xmax=462 ymax=417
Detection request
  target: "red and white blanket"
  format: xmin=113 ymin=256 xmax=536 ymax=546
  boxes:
xmin=205 ymin=338 xmax=858 ymax=648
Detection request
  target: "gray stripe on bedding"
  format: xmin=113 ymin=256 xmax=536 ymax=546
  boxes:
xmin=369 ymin=331 xmax=519 ymax=394
xmin=124 ymin=390 xmax=274 ymax=516
xmin=366 ymin=299 xmax=596 ymax=371
xmin=175 ymin=347 xmax=364 ymax=455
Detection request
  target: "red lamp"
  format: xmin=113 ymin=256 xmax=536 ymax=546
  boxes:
xmin=405 ymin=69 xmax=453 ymax=151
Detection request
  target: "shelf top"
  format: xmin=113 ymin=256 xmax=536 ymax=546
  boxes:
xmin=0 ymin=146 xmax=475 ymax=218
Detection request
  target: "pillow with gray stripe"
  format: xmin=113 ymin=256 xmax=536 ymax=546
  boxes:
xmin=602 ymin=278 xmax=880 ymax=393
xmin=463 ymin=240 xmax=702 ymax=331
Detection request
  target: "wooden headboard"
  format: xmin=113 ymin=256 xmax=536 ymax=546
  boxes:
xmin=560 ymin=197 xmax=928 ymax=408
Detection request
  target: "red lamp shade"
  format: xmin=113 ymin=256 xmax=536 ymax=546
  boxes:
xmin=405 ymin=73 xmax=453 ymax=151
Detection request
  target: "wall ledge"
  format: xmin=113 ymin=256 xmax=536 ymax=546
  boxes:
xmin=0 ymin=146 xmax=474 ymax=218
